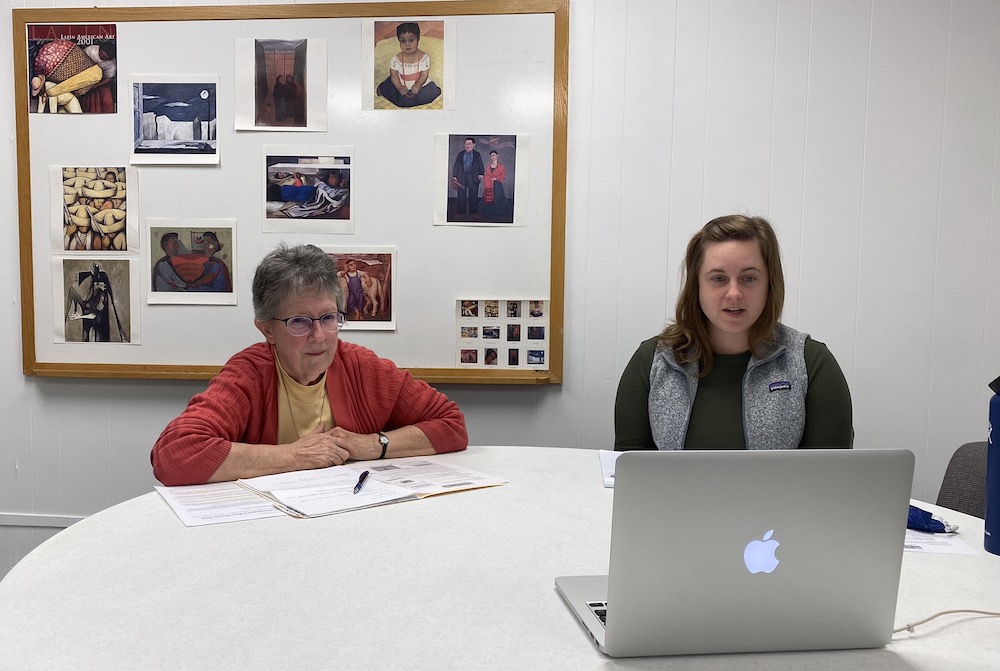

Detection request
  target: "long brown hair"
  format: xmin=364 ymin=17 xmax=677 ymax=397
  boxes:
xmin=659 ymin=215 xmax=785 ymax=376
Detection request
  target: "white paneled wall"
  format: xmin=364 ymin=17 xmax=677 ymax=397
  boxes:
xmin=925 ymin=0 xmax=1000 ymax=499
xmin=855 ymin=0 xmax=949 ymax=497
xmin=3 ymin=0 xmax=1000 ymax=579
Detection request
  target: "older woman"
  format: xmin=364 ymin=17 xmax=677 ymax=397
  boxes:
xmin=614 ymin=214 xmax=852 ymax=451
xmin=152 ymin=243 xmax=467 ymax=486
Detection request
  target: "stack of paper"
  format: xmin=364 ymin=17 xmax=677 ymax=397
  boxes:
xmin=156 ymin=456 xmax=507 ymax=526
xmin=238 ymin=466 xmax=416 ymax=517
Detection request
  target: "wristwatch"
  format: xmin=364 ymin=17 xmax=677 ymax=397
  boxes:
xmin=377 ymin=432 xmax=389 ymax=459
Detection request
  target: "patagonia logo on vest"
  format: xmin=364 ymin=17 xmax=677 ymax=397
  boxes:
xmin=768 ymin=381 xmax=792 ymax=393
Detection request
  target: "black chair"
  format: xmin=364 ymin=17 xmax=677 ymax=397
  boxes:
xmin=936 ymin=441 xmax=988 ymax=519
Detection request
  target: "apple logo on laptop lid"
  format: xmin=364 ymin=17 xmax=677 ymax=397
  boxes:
xmin=743 ymin=530 xmax=780 ymax=574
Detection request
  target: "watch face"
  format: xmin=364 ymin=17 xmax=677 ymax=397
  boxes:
xmin=379 ymin=434 xmax=389 ymax=447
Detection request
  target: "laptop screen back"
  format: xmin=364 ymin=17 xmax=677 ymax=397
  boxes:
xmin=592 ymin=449 xmax=913 ymax=657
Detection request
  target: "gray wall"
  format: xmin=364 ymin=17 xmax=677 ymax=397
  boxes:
xmin=3 ymin=0 xmax=999 ymax=579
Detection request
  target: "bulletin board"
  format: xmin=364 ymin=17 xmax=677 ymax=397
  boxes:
xmin=12 ymin=0 xmax=568 ymax=384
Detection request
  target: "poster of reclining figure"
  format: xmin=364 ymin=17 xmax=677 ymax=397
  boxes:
xmin=264 ymin=144 xmax=353 ymax=234
xmin=320 ymin=246 xmax=396 ymax=331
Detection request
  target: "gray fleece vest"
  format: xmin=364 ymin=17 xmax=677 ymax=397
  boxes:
xmin=648 ymin=323 xmax=808 ymax=450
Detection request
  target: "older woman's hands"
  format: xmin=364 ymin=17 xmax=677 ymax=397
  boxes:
xmin=290 ymin=426 xmax=352 ymax=469
xmin=204 ymin=425 xmax=438 ymax=484
xmin=291 ymin=426 xmax=384 ymax=466
xmin=324 ymin=426 xmax=382 ymax=461
xmin=337 ymin=425 xmax=437 ymax=462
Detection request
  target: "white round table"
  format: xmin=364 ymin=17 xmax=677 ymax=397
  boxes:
xmin=1 ymin=446 xmax=997 ymax=670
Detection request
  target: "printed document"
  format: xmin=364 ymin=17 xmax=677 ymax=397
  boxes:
xmin=342 ymin=456 xmax=507 ymax=496
xmin=156 ymin=455 xmax=507 ymax=524
xmin=903 ymin=529 xmax=980 ymax=555
xmin=238 ymin=466 xmax=416 ymax=517
xmin=238 ymin=456 xmax=507 ymax=517
xmin=155 ymin=482 xmax=286 ymax=527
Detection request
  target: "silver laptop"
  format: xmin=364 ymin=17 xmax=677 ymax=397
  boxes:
xmin=555 ymin=449 xmax=914 ymax=657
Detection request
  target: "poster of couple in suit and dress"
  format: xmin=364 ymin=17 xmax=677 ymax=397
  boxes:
xmin=436 ymin=133 xmax=527 ymax=226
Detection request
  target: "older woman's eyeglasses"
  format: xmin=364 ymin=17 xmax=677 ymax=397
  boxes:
xmin=271 ymin=312 xmax=346 ymax=336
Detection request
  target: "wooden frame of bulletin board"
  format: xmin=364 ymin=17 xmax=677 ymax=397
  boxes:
xmin=12 ymin=0 xmax=568 ymax=384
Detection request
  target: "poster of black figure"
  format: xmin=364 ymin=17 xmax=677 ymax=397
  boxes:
xmin=59 ymin=258 xmax=136 ymax=343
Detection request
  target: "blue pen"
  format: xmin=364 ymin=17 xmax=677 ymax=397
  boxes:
xmin=353 ymin=470 xmax=370 ymax=494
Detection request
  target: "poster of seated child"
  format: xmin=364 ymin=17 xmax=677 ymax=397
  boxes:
xmin=366 ymin=19 xmax=454 ymax=111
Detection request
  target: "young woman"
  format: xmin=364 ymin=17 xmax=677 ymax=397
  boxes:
xmin=614 ymin=214 xmax=852 ymax=451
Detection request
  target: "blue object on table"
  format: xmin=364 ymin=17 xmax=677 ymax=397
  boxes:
xmin=907 ymin=505 xmax=957 ymax=533
xmin=986 ymin=374 xmax=1000 ymax=555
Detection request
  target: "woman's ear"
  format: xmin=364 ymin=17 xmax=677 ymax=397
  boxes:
xmin=255 ymin=319 xmax=276 ymax=344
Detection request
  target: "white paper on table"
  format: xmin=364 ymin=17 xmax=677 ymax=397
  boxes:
xmin=341 ymin=456 xmax=507 ymax=496
xmin=904 ymin=529 xmax=980 ymax=555
xmin=238 ymin=464 xmax=360 ymax=495
xmin=271 ymin=476 xmax=417 ymax=517
xmin=239 ymin=465 xmax=417 ymax=517
xmin=598 ymin=449 xmax=621 ymax=488
xmin=155 ymin=482 xmax=287 ymax=527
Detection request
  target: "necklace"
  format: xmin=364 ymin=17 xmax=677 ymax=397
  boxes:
xmin=284 ymin=383 xmax=328 ymax=439
xmin=274 ymin=349 xmax=330 ymax=442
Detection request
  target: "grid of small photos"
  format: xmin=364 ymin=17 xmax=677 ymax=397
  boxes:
xmin=457 ymin=299 xmax=549 ymax=369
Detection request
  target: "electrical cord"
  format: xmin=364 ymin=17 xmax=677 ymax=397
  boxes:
xmin=893 ymin=609 xmax=1000 ymax=634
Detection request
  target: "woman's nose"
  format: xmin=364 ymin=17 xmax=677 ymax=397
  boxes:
xmin=307 ymin=320 xmax=326 ymax=340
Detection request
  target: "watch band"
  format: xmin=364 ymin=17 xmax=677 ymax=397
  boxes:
xmin=377 ymin=432 xmax=389 ymax=459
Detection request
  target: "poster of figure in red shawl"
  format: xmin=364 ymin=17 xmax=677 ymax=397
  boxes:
xmin=443 ymin=134 xmax=518 ymax=225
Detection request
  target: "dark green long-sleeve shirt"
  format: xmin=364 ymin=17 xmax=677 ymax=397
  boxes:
xmin=614 ymin=335 xmax=853 ymax=451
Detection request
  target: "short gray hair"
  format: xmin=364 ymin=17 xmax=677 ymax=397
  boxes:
xmin=252 ymin=243 xmax=343 ymax=320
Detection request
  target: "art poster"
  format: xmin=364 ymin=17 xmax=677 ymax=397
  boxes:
xmin=234 ymin=38 xmax=328 ymax=131
xmin=55 ymin=166 xmax=131 ymax=252
xmin=371 ymin=20 xmax=446 ymax=110
xmin=27 ymin=23 xmax=117 ymax=114
xmin=435 ymin=134 xmax=528 ymax=226
xmin=146 ymin=220 xmax=237 ymax=305
xmin=56 ymin=257 xmax=135 ymax=343
xmin=456 ymin=299 xmax=549 ymax=368
xmin=321 ymin=247 xmax=396 ymax=331
xmin=264 ymin=145 xmax=353 ymax=234
xmin=255 ymin=38 xmax=306 ymax=127
xmin=131 ymin=76 xmax=220 ymax=164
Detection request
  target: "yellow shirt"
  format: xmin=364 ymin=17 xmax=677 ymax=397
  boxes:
xmin=274 ymin=350 xmax=334 ymax=444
